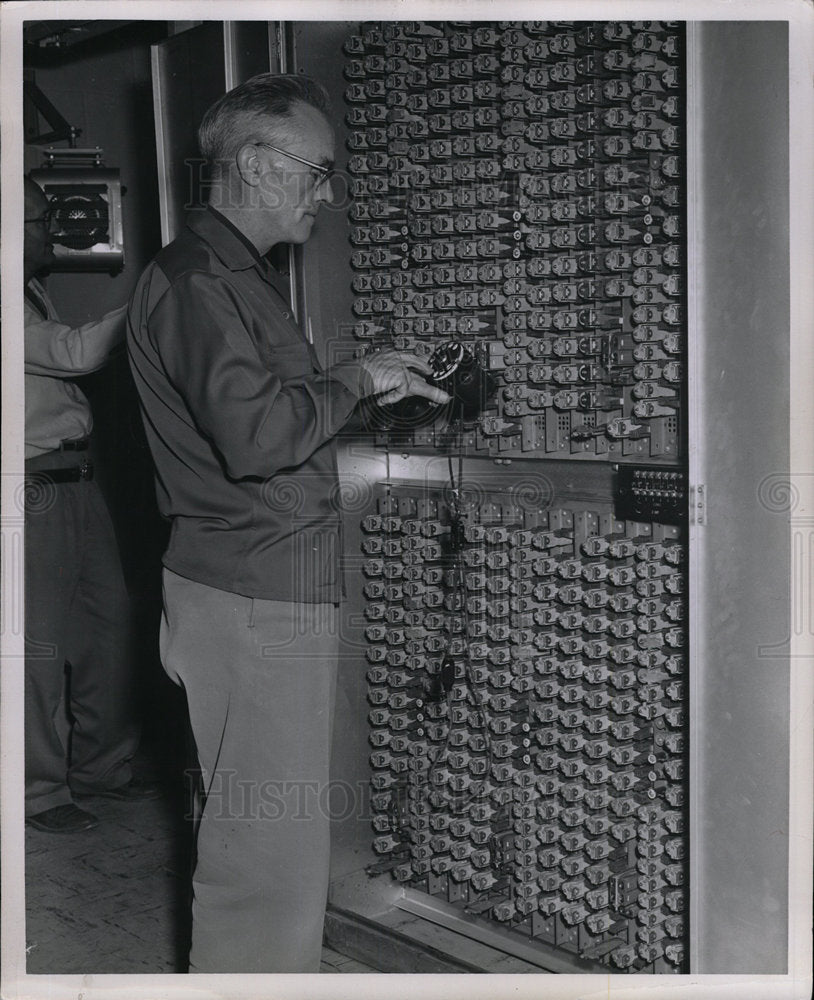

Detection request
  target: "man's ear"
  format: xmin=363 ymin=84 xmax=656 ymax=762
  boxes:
xmin=235 ymin=144 xmax=263 ymax=187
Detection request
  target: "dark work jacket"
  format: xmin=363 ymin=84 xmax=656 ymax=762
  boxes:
xmin=126 ymin=208 xmax=368 ymax=602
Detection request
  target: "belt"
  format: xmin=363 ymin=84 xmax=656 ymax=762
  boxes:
xmin=26 ymin=458 xmax=94 ymax=484
xmin=59 ymin=437 xmax=89 ymax=452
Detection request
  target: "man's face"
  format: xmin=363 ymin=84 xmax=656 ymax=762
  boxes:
xmin=24 ymin=184 xmax=55 ymax=278
xmin=255 ymin=102 xmax=336 ymax=247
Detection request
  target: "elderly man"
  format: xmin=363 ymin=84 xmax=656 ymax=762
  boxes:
xmin=23 ymin=177 xmax=153 ymax=834
xmin=127 ymin=74 xmax=447 ymax=973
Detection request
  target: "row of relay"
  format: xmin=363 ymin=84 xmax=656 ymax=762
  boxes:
xmin=346 ymin=109 xmax=682 ymax=153
xmin=345 ymin=21 xmax=679 ymax=47
xmin=368 ymin=755 xmax=687 ymax=817
xmin=370 ymin=786 xmax=687 ymax=871
xmin=347 ymin=156 xmax=680 ymax=195
xmin=345 ymin=97 xmax=685 ymax=127
xmin=351 ymin=201 xmax=680 ymax=243
xmin=346 ymin=135 xmax=681 ymax=171
xmin=349 ymin=228 xmax=681 ymax=268
xmin=367 ymin=754 xmax=687 ymax=840
xmin=344 ymin=75 xmax=681 ymax=110
xmin=352 ymin=252 xmax=682 ymax=310
xmin=344 ymin=21 xmax=679 ymax=52
xmin=344 ymin=24 xmax=681 ymax=63
xmin=370 ymin=784 xmax=686 ymax=881
xmin=345 ymin=61 xmax=680 ymax=89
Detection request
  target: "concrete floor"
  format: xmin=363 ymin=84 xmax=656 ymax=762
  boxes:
xmin=24 ymin=759 xmax=374 ymax=974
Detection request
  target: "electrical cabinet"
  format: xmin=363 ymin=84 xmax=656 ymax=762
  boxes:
xmin=296 ymin=19 xmax=691 ymax=973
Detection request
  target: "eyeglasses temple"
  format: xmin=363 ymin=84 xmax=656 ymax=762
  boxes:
xmin=257 ymin=142 xmax=332 ymax=178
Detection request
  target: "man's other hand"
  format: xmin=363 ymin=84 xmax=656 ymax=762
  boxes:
xmin=360 ymin=350 xmax=451 ymax=406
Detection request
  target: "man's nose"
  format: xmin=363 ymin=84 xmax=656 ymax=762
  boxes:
xmin=316 ymin=179 xmax=335 ymax=207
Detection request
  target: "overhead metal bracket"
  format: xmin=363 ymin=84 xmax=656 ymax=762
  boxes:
xmin=23 ymin=78 xmax=81 ymax=146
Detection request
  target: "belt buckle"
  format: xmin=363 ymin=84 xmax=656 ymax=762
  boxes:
xmin=79 ymin=457 xmax=92 ymax=481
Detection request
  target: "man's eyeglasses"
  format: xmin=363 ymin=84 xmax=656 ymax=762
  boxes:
xmin=254 ymin=142 xmax=335 ymax=191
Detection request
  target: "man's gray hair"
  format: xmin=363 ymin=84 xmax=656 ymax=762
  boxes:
xmin=198 ymin=73 xmax=332 ymax=167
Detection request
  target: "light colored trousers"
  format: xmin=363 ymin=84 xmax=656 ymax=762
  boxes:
xmin=160 ymin=569 xmax=338 ymax=973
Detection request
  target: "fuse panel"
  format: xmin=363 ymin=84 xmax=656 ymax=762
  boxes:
xmin=361 ymin=483 xmax=687 ymax=973
xmin=344 ymin=20 xmax=685 ymax=460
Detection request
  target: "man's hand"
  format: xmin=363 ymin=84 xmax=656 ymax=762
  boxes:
xmin=360 ymin=350 xmax=451 ymax=406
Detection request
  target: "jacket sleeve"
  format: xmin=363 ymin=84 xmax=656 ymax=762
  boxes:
xmin=146 ymin=269 xmax=371 ymax=480
xmin=24 ymin=301 xmax=126 ymax=377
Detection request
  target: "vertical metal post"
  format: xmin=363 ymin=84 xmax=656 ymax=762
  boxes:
xmin=223 ymin=21 xmax=236 ymax=91
xmin=685 ymin=20 xmax=703 ymax=973
xmin=150 ymin=44 xmax=171 ymax=247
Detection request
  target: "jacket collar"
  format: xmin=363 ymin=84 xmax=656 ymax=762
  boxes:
xmin=185 ymin=208 xmax=291 ymax=302
xmin=186 ymin=206 xmax=261 ymax=271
